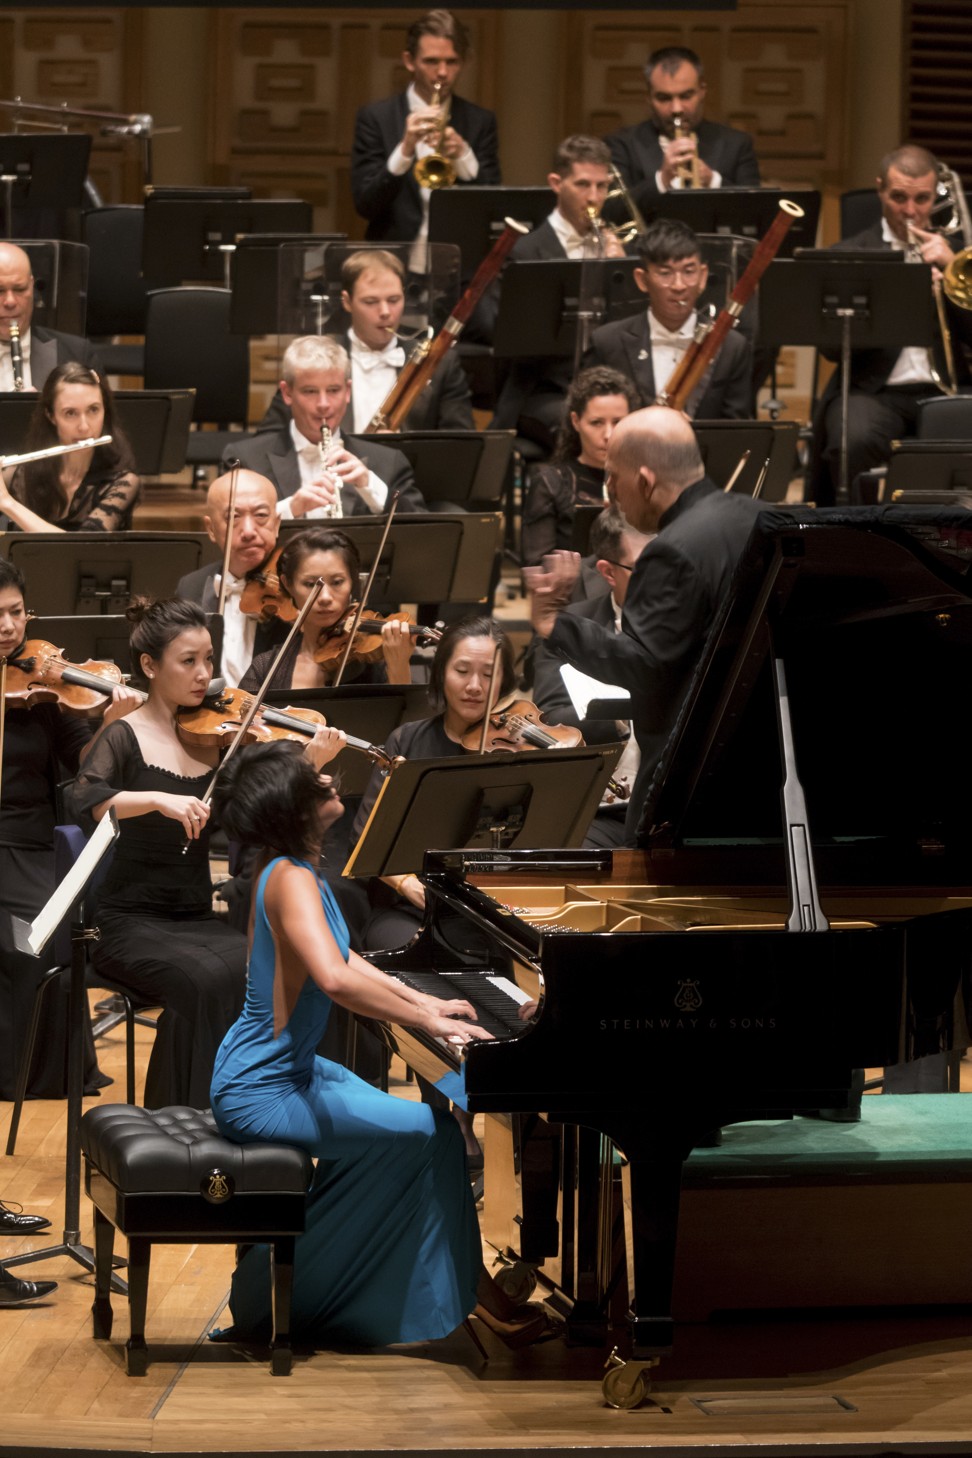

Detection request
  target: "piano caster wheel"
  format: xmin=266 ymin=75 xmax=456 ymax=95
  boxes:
xmin=493 ymin=1260 xmax=537 ymax=1305
xmin=601 ymin=1347 xmax=659 ymax=1410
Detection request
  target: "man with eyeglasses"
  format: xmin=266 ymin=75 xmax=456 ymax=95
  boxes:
xmin=605 ymin=45 xmax=760 ymax=208
xmin=583 ymin=218 xmax=754 ymax=418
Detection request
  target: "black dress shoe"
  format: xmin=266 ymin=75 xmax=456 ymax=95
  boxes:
xmin=0 ymin=1201 xmax=51 ymax=1234
xmin=0 ymin=1268 xmax=58 ymax=1307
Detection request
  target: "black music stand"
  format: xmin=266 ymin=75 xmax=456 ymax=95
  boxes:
xmin=344 ymin=742 xmax=623 ymax=878
xmin=429 ymin=186 xmax=553 ymax=276
xmin=281 ymin=240 xmax=462 ymax=343
xmin=0 ymin=390 xmax=195 ymax=477
xmin=886 ymin=442 xmax=972 ymax=498
xmin=759 ymin=253 xmax=933 ymax=500
xmin=637 ymin=188 xmax=821 ymax=259
xmin=24 ymin=615 xmax=132 ymax=669
xmin=694 ymin=420 xmax=799 ymax=501
xmin=1 ymin=813 xmax=125 ymax=1288
xmin=142 ymin=197 xmax=314 ymax=288
xmin=493 ymin=259 xmax=642 ymax=360
xmin=0 ymin=532 xmax=212 ymax=615
xmin=354 ymin=430 xmax=514 ymax=508
xmin=230 ymin=233 xmax=346 ymax=336
xmin=20 ymin=239 xmax=90 ymax=336
xmin=0 ymin=133 xmax=91 ymax=240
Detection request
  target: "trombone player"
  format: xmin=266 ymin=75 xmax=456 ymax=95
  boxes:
xmin=809 ymin=144 xmax=972 ymax=506
xmin=351 ymin=8 xmax=500 ymax=253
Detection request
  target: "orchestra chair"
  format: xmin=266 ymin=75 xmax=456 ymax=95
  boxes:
xmin=839 ymin=187 xmax=882 ymax=239
xmin=143 ymin=286 xmax=250 ymax=478
xmin=916 ymin=393 xmax=972 ymax=438
xmin=81 ymin=1103 xmax=312 ymax=1376
xmin=81 ymin=205 xmax=148 ymax=377
xmin=4 ymin=823 xmax=154 ymax=1158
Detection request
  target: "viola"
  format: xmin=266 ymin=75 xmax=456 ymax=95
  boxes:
xmin=239 ymin=547 xmax=297 ymax=625
xmin=2 ymin=639 xmax=135 ymax=717
xmin=175 ymin=684 xmax=392 ymax=767
xmin=312 ymin=609 xmax=441 ymax=673
xmin=460 ymin=698 xmax=584 ymax=754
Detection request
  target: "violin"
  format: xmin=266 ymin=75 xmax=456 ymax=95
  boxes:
xmin=2 ymin=639 xmax=135 ymax=717
xmin=460 ymin=698 xmax=584 ymax=754
xmin=239 ymin=546 xmax=296 ymax=625
xmin=175 ymin=684 xmax=392 ymax=768
xmin=312 ymin=609 xmax=442 ymax=674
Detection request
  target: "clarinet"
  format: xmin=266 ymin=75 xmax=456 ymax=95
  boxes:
xmin=9 ymin=323 xmax=24 ymax=391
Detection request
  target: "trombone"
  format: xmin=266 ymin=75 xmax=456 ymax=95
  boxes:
xmin=604 ymin=165 xmax=648 ymax=246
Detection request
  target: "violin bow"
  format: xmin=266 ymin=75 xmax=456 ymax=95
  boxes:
xmin=332 ymin=491 xmax=400 ymax=688
xmin=184 ymin=577 xmax=326 ymax=846
xmin=476 ymin=643 xmax=504 ymax=755
xmin=214 ymin=459 xmax=241 ymax=618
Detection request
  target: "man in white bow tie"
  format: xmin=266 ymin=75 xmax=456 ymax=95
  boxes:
xmin=339 ymin=249 xmax=474 ymax=433
xmin=582 ymin=218 xmax=753 ymax=420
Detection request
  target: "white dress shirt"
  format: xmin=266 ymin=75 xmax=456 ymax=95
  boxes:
xmin=548 ymin=207 xmax=602 ymax=260
xmin=213 ymin=571 xmax=257 ymax=687
xmin=0 ymin=327 xmax=32 ymax=391
xmin=386 ymin=83 xmax=480 ymax=268
xmin=275 ymin=420 xmax=390 ymax=520
xmin=348 ymin=328 xmax=406 ymax=433
xmin=645 ymin=308 xmax=695 ymax=397
xmin=882 ymin=217 xmax=937 ymax=388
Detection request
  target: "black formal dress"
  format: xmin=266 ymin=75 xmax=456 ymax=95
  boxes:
xmin=351 ymin=93 xmax=500 ymax=242
xmin=521 ymin=459 xmax=607 ymax=567
xmin=66 ymin=721 xmax=247 ymax=1110
xmin=0 ymin=705 xmax=107 ymax=1100
xmin=225 ymin=429 xmax=426 ymax=516
xmin=582 ymin=311 xmax=754 ymax=419
xmin=6 ymin=466 xmax=139 ymax=531
xmin=604 ymin=117 xmax=760 ymax=212
xmin=544 ymin=476 xmax=765 ymax=838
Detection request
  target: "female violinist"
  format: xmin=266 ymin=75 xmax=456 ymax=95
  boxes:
xmin=0 ymin=362 xmax=139 ymax=533
xmin=239 ymin=526 xmax=413 ymax=692
xmin=66 ymin=595 xmax=346 ymax=1109
xmin=0 ymin=560 xmax=138 ymax=1100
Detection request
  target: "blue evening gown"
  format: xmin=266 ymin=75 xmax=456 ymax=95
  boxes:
xmin=210 ymin=857 xmax=480 ymax=1345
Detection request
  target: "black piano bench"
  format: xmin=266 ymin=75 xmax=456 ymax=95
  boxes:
xmin=80 ymin=1104 xmax=313 ymax=1377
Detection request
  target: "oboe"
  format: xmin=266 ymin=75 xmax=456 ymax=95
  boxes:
xmin=9 ymin=323 xmax=24 ymax=391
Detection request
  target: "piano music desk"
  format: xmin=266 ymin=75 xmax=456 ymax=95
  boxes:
xmin=674 ymin=1094 xmax=972 ymax=1320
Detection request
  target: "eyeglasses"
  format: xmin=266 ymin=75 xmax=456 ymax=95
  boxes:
xmin=603 ymin=559 xmax=634 ymax=573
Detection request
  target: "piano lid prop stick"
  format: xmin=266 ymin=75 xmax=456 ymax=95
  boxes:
xmin=477 ymin=642 xmax=505 ymax=755
xmin=722 ymin=449 xmax=751 ymax=493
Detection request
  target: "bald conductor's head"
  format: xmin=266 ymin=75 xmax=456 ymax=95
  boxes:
xmin=605 ymin=406 xmax=704 ymax=534
xmin=204 ymin=468 xmax=279 ymax=579
xmin=0 ymin=241 xmax=35 ymax=342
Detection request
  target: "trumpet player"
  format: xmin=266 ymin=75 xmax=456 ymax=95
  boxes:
xmin=605 ymin=46 xmax=760 ymax=206
xmin=809 ymin=144 xmax=972 ymax=506
xmin=351 ymin=9 xmax=500 ymax=251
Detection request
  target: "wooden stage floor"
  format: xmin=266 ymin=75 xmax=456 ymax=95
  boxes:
xmin=4 ymin=1012 xmax=972 ymax=1458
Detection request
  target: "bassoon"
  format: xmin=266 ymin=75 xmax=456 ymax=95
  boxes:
xmin=367 ymin=217 xmax=530 ymax=432
xmin=655 ymin=199 xmax=804 ymax=415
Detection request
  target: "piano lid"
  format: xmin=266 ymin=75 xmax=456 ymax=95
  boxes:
xmin=637 ymin=504 xmax=972 ymax=888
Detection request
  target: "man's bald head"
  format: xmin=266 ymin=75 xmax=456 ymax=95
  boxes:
xmin=204 ymin=469 xmax=279 ymax=578
xmin=606 ymin=407 xmax=704 ymax=533
xmin=0 ymin=242 xmax=34 ymax=342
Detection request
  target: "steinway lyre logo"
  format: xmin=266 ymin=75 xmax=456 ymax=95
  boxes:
xmin=201 ymin=1168 xmax=234 ymax=1203
xmin=674 ymin=979 xmax=702 ymax=1012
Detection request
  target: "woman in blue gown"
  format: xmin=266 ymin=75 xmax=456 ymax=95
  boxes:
xmin=210 ymin=741 xmax=550 ymax=1348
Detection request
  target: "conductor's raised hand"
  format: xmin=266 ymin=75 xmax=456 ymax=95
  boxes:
xmin=522 ymin=550 xmax=582 ymax=639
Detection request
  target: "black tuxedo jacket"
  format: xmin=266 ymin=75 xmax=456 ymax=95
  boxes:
xmin=226 ymin=427 xmax=425 ymax=515
xmin=351 ymin=92 xmax=500 ymax=242
xmin=175 ymin=562 xmax=289 ymax=663
xmin=605 ymin=117 xmax=760 ymax=211
xmin=584 ymin=310 xmax=754 ymax=418
xmin=532 ymin=591 xmax=625 ymax=746
xmin=29 ymin=326 xmax=102 ymax=390
xmin=257 ymin=331 xmax=473 ymax=435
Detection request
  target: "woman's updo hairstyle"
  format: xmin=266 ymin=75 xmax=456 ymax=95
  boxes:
xmin=212 ymin=740 xmax=337 ymax=859
xmin=276 ymin=527 xmax=361 ymax=605
xmin=126 ymin=596 xmax=208 ymax=681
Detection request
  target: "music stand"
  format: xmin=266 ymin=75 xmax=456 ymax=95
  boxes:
xmin=694 ymin=420 xmax=800 ymax=501
xmin=493 ymin=259 xmax=642 ymax=360
xmin=638 ymin=188 xmax=821 ymax=259
xmin=759 ymin=253 xmax=933 ymax=500
xmin=0 ymin=133 xmax=91 ymax=239
xmin=0 ymin=532 xmax=212 ymax=615
xmin=24 ymin=615 xmax=132 ymax=669
xmin=230 ymin=233 xmax=346 ymax=335
xmin=264 ymin=684 xmax=431 ymax=798
xmin=0 ymin=389 xmax=194 ymax=475
xmin=353 ymin=430 xmax=514 ymax=508
xmin=886 ymin=442 xmax=972 ymax=497
xmin=429 ymin=186 xmax=553 ymax=277
xmin=1 ymin=812 xmax=125 ymax=1287
xmin=344 ymin=743 xmax=623 ymax=878
xmin=142 ymin=197 xmax=314 ymax=288
xmin=20 ymin=240 xmax=90 ymax=336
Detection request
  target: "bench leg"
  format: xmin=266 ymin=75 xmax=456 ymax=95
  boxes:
xmin=125 ymin=1237 xmax=151 ymax=1376
xmin=270 ymin=1237 xmax=295 ymax=1376
xmin=91 ymin=1207 xmax=115 ymax=1340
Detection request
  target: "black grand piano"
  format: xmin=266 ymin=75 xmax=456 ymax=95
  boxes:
xmin=369 ymin=506 xmax=972 ymax=1399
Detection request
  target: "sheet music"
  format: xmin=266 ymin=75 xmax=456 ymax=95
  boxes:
xmin=21 ymin=810 xmax=119 ymax=957
xmin=559 ymin=663 xmax=630 ymax=721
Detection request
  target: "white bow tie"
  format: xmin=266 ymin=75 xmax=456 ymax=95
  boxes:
xmin=216 ymin=576 xmax=244 ymax=600
xmin=352 ymin=341 xmax=406 ymax=371
xmin=645 ymin=335 xmax=691 ymax=353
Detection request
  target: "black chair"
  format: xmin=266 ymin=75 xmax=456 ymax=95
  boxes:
xmin=143 ymin=286 xmax=250 ymax=475
xmin=81 ymin=206 xmax=148 ymax=377
xmin=839 ymin=188 xmax=882 ymax=240
xmin=917 ymin=393 xmax=972 ymax=438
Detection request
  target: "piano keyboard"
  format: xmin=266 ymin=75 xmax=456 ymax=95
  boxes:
xmin=392 ymin=969 xmax=531 ymax=1040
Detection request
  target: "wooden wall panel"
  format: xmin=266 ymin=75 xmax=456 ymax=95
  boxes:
xmin=209 ymin=8 xmax=499 ymax=239
xmin=0 ymin=9 xmax=144 ymax=203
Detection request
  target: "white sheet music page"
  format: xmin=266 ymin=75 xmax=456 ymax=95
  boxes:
xmin=25 ymin=810 xmax=119 ymax=957
xmin=559 ymin=663 xmax=629 ymax=720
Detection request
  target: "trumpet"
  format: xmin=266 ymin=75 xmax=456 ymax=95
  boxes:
xmin=8 ymin=322 xmax=24 ymax=391
xmin=412 ymin=83 xmax=457 ymax=189
xmin=672 ymin=114 xmax=702 ymax=189
xmin=317 ymin=424 xmax=342 ymax=518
